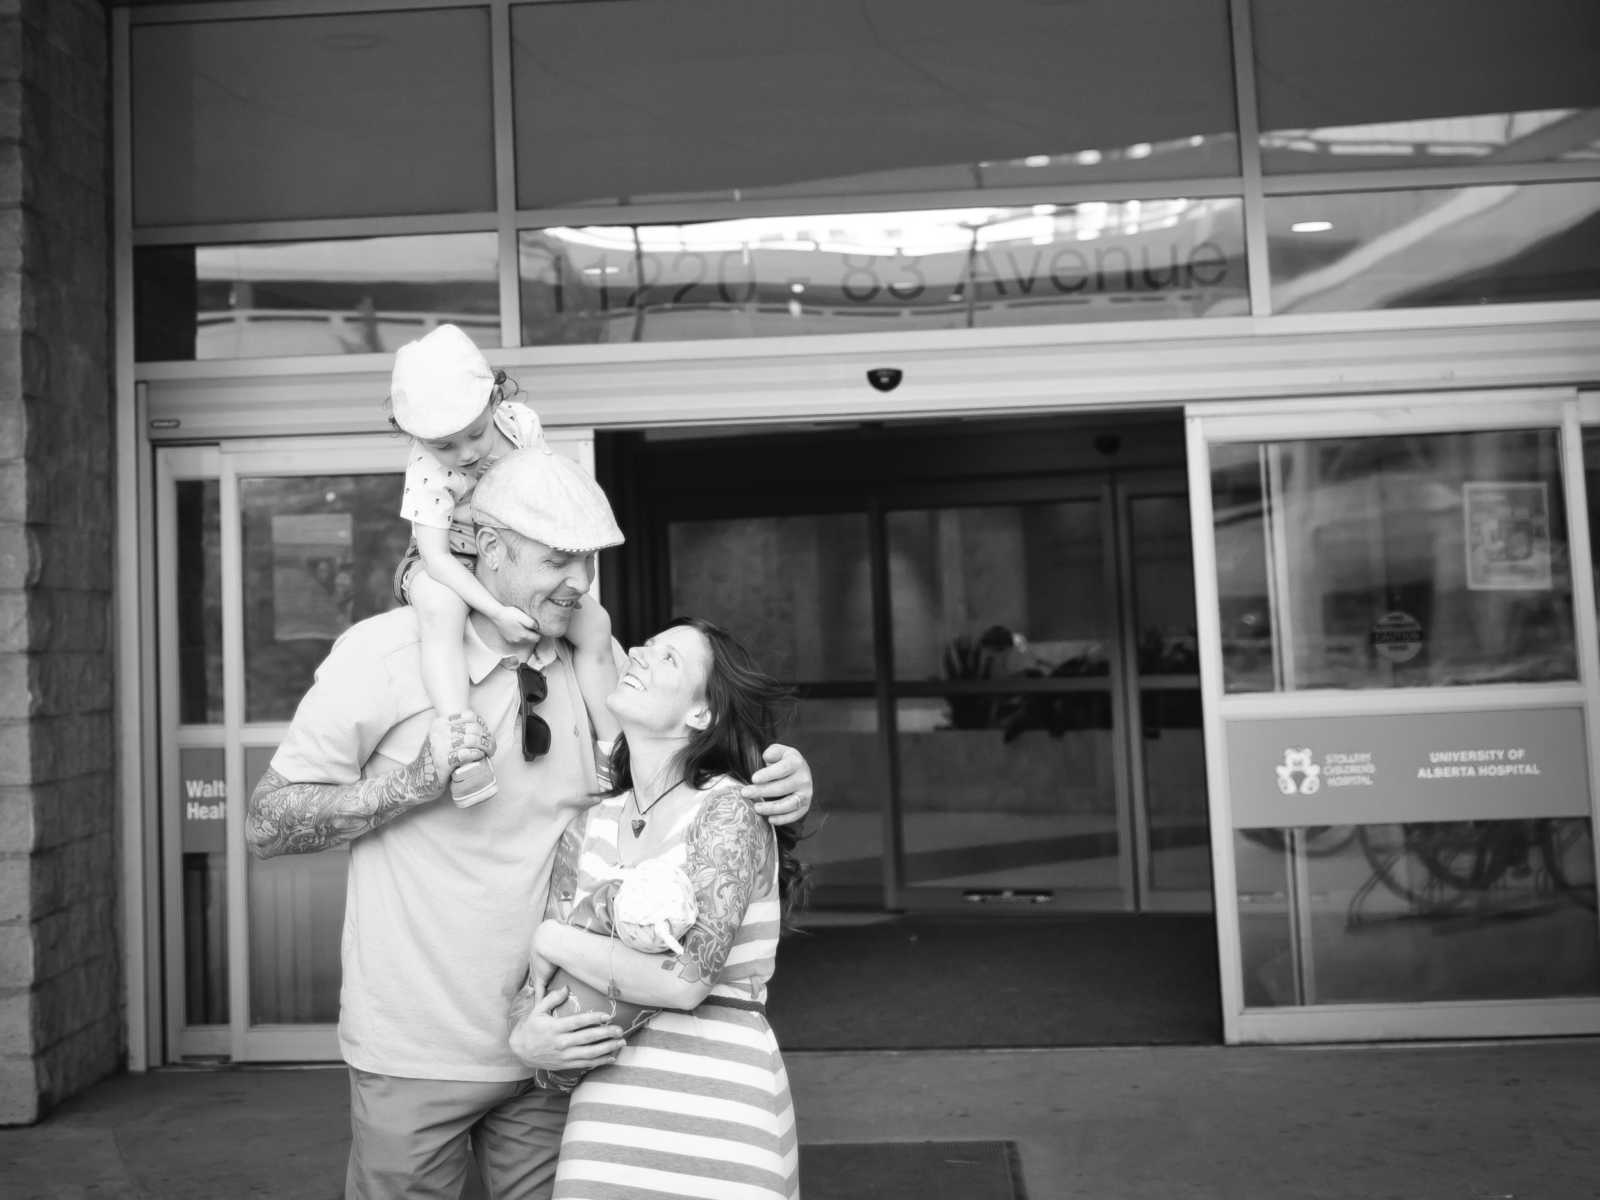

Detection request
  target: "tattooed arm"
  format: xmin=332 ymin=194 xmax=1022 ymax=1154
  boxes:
xmin=531 ymin=787 xmax=770 ymax=1011
xmin=246 ymin=712 xmax=486 ymax=858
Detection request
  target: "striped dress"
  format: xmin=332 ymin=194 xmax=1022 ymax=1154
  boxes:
xmin=552 ymin=780 xmax=799 ymax=1200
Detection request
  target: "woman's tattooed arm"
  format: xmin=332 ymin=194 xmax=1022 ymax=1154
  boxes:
xmin=674 ymin=788 xmax=773 ymax=985
xmin=245 ymin=743 xmax=445 ymax=858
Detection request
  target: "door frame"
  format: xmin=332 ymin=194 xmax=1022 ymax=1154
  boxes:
xmin=640 ymin=436 xmax=1203 ymax=916
xmin=1186 ymin=387 xmax=1600 ymax=1044
xmin=1114 ymin=471 xmax=1212 ymax=913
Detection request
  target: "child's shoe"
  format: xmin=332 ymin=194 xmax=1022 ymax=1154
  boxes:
xmin=451 ymin=758 xmax=498 ymax=807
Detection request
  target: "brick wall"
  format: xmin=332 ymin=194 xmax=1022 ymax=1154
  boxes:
xmin=0 ymin=0 xmax=120 ymax=1125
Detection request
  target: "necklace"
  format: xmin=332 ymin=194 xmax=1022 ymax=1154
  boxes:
xmin=630 ymin=779 xmax=686 ymax=838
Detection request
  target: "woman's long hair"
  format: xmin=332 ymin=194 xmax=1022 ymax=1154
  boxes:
xmin=607 ymin=617 xmax=811 ymax=917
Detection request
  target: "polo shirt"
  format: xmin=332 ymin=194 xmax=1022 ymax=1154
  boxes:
xmin=268 ymin=606 xmax=608 ymax=1082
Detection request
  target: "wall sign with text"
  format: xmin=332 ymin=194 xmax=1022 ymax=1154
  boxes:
xmin=1226 ymin=707 xmax=1590 ymax=828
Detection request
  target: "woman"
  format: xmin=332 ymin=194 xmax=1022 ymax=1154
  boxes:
xmin=528 ymin=616 xmax=806 ymax=1199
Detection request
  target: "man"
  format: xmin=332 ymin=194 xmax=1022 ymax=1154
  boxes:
xmin=247 ymin=443 xmax=812 ymax=1200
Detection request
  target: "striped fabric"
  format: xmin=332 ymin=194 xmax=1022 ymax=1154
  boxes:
xmin=552 ymin=782 xmax=799 ymax=1199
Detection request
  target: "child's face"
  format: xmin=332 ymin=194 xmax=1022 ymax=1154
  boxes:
xmin=422 ymin=393 xmax=505 ymax=476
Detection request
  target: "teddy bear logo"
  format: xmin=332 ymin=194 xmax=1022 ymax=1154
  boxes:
xmin=1275 ymin=748 xmax=1321 ymax=796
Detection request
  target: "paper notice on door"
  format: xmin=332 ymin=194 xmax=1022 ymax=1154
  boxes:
xmin=271 ymin=513 xmax=355 ymax=641
xmin=1464 ymin=481 xmax=1552 ymax=591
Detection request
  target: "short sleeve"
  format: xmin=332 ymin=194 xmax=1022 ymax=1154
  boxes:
xmin=268 ymin=625 xmax=406 ymax=785
xmin=498 ymin=400 xmax=545 ymax=449
xmin=399 ymin=441 xmax=463 ymax=530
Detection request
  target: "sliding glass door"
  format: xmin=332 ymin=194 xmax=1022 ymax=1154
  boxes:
xmin=662 ymin=465 xmax=1208 ymax=914
xmin=1189 ymin=391 xmax=1600 ymax=1043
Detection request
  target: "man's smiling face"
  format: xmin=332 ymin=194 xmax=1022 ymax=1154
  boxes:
xmin=487 ymin=530 xmax=595 ymax=638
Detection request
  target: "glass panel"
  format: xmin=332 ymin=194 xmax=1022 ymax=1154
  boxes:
xmin=521 ymin=198 xmax=1247 ymax=345
xmin=131 ymin=10 xmax=493 ymax=225
xmin=1141 ymin=690 xmax=1210 ymax=894
xmin=177 ymin=747 xmax=227 ymax=1025
xmin=240 ymin=473 xmax=409 ymax=723
xmin=245 ymin=747 xmax=347 ymax=1024
xmin=887 ymin=498 xmax=1117 ymax=896
xmin=1253 ymin=0 xmax=1600 ymax=174
xmin=175 ymin=480 xmax=222 ymax=726
xmin=512 ymin=0 xmax=1238 ymax=209
xmin=1266 ymin=182 xmax=1600 ymax=314
xmin=1129 ymin=494 xmax=1200 ymax=675
xmin=896 ymin=694 xmax=1118 ymax=894
xmin=788 ymin=699 xmax=889 ymax=900
xmin=886 ymin=501 xmax=1107 ymax=682
xmin=135 ymin=235 xmax=501 ymax=362
xmin=1236 ymin=820 xmax=1598 ymax=1007
xmin=667 ymin=514 xmax=875 ymax=682
xmin=1211 ymin=428 xmax=1576 ymax=693
xmin=1130 ymin=487 xmax=1208 ymax=897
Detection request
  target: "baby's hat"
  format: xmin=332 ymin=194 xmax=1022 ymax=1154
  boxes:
xmin=389 ymin=324 xmax=496 ymax=439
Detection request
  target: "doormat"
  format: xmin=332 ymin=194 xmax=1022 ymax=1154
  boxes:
xmin=769 ymin=914 xmax=1221 ymax=1050
xmin=800 ymin=1140 xmax=1024 ymax=1200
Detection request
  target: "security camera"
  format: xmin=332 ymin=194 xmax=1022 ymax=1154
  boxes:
xmin=866 ymin=367 xmax=904 ymax=393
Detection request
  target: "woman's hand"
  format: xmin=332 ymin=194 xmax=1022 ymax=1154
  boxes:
xmin=740 ymin=744 xmax=813 ymax=826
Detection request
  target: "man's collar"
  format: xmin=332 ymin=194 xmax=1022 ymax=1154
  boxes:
xmin=464 ymin=619 xmax=558 ymax=684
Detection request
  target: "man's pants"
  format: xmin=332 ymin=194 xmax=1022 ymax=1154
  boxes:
xmin=346 ymin=1067 xmax=571 ymax=1200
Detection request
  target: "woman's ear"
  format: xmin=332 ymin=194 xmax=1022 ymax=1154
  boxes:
xmin=685 ymin=705 xmax=712 ymax=732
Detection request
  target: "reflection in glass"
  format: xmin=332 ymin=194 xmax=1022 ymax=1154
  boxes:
xmin=1127 ymin=493 xmax=1209 ymax=896
xmin=240 ymin=473 xmax=409 ymax=723
xmin=245 ymin=747 xmax=347 ymax=1024
xmin=512 ymin=0 xmax=1238 ymax=209
xmin=1236 ymin=820 xmax=1598 ymax=1007
xmin=1253 ymin=0 xmax=1600 ymax=175
xmin=668 ymin=514 xmax=874 ymax=683
xmin=520 ymin=199 xmax=1247 ymax=345
xmin=1266 ymin=183 xmax=1600 ymax=314
xmin=1584 ymin=431 xmax=1600 ymax=630
xmin=897 ymin=696 xmax=1118 ymax=894
xmin=1141 ymin=690 xmax=1210 ymax=895
xmin=132 ymin=9 xmax=493 ymax=226
xmin=179 ymin=747 xmax=227 ymax=1025
xmin=886 ymin=499 xmax=1118 ymax=896
xmin=887 ymin=501 xmax=1106 ymax=683
xmin=135 ymin=235 xmax=501 ymax=362
xmin=176 ymin=480 xmax=223 ymax=726
xmin=1212 ymin=428 xmax=1576 ymax=693
xmin=786 ymin=700 xmax=889 ymax=901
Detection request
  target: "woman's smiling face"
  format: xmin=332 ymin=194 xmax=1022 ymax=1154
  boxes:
xmin=607 ymin=624 xmax=713 ymax=736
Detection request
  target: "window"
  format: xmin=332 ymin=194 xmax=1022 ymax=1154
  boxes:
xmin=132 ymin=9 xmax=494 ymax=226
xmin=1253 ymin=0 xmax=1600 ymax=175
xmin=512 ymin=0 xmax=1239 ymax=208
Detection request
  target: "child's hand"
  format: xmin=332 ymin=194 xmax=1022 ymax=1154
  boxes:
xmin=565 ymin=595 xmax=613 ymax=655
xmin=492 ymin=604 xmax=541 ymax=647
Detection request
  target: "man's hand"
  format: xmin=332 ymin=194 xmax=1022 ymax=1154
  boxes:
xmin=740 ymin=744 xmax=813 ymax=826
xmin=426 ymin=711 xmax=494 ymax=781
xmin=507 ymin=981 xmax=625 ymax=1071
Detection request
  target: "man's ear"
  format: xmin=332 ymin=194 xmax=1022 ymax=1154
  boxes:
xmin=476 ymin=525 xmax=503 ymax=569
xmin=685 ymin=706 xmax=712 ymax=732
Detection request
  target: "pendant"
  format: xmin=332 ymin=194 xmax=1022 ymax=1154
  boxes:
xmin=631 ymin=818 xmax=646 ymax=837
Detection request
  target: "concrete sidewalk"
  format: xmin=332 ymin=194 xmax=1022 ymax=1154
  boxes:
xmin=2 ymin=1040 xmax=1597 ymax=1198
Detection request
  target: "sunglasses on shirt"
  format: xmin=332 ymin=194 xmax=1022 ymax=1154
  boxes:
xmin=518 ymin=664 xmax=552 ymax=761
